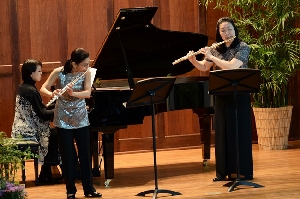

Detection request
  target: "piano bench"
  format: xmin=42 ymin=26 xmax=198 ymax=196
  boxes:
xmin=14 ymin=140 xmax=40 ymax=185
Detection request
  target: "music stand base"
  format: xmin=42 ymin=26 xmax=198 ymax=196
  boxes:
xmin=223 ymin=179 xmax=264 ymax=192
xmin=136 ymin=188 xmax=181 ymax=199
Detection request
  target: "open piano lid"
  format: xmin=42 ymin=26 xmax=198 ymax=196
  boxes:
xmin=92 ymin=6 xmax=208 ymax=80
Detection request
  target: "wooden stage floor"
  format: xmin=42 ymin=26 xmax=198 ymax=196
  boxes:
xmin=20 ymin=141 xmax=300 ymax=199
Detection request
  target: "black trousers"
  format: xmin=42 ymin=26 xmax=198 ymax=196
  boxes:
xmin=44 ymin=128 xmax=60 ymax=166
xmin=57 ymin=126 xmax=95 ymax=195
xmin=214 ymin=94 xmax=253 ymax=179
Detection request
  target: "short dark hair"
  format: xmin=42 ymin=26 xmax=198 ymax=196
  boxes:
xmin=215 ymin=17 xmax=240 ymax=53
xmin=21 ymin=59 xmax=42 ymax=81
xmin=63 ymin=48 xmax=90 ymax=74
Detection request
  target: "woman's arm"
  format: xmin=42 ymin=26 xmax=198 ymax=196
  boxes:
xmin=30 ymin=91 xmax=54 ymax=121
xmin=207 ymin=56 xmax=243 ymax=69
xmin=187 ymin=51 xmax=214 ymax=71
xmin=203 ymin=44 xmax=250 ymax=69
xmin=66 ymin=70 xmax=92 ymax=99
xmin=40 ymin=67 xmax=62 ymax=98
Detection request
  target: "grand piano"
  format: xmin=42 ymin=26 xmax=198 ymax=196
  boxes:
xmin=88 ymin=6 xmax=213 ymax=185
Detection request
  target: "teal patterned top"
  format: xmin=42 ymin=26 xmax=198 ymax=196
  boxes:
xmin=53 ymin=70 xmax=90 ymax=129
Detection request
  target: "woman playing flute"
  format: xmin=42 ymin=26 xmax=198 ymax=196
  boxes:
xmin=187 ymin=17 xmax=253 ymax=182
xmin=40 ymin=48 xmax=102 ymax=199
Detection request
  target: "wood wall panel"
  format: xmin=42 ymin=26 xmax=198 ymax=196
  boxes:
xmin=0 ymin=68 xmax=14 ymax=134
xmin=113 ymin=0 xmax=154 ymax=13
xmin=0 ymin=0 xmax=19 ymax=134
xmin=64 ymin=0 xmax=115 ymax=61
xmin=116 ymin=111 xmax=202 ymax=152
xmin=164 ymin=110 xmax=200 ymax=136
xmin=161 ymin=0 xmax=200 ymax=33
xmin=0 ymin=1 xmax=12 ymax=65
xmin=90 ymin=1 xmax=113 ymax=58
xmin=154 ymin=0 xmax=209 ymax=77
xmin=16 ymin=0 xmax=31 ymax=62
xmin=0 ymin=65 xmax=13 ymax=76
xmin=205 ymin=3 xmax=227 ymax=40
xmin=57 ymin=0 xmax=68 ymax=62
xmin=118 ymin=116 xmax=153 ymax=139
xmin=24 ymin=1 xmax=60 ymax=62
xmin=66 ymin=0 xmax=97 ymax=54
xmin=0 ymin=0 xmax=299 ymax=150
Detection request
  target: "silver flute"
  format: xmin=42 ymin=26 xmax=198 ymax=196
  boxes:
xmin=46 ymin=67 xmax=91 ymax=107
xmin=172 ymin=36 xmax=236 ymax=65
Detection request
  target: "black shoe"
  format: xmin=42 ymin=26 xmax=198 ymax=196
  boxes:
xmin=38 ymin=177 xmax=48 ymax=183
xmin=84 ymin=192 xmax=102 ymax=198
xmin=67 ymin=194 xmax=75 ymax=199
xmin=38 ymin=177 xmax=62 ymax=184
xmin=213 ymin=177 xmax=225 ymax=182
xmin=228 ymin=175 xmax=253 ymax=181
xmin=241 ymin=175 xmax=253 ymax=180
xmin=39 ymin=165 xmax=54 ymax=183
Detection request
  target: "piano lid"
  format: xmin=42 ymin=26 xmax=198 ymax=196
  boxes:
xmin=92 ymin=6 xmax=208 ymax=80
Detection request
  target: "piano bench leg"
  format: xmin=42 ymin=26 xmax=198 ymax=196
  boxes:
xmin=21 ymin=161 xmax=26 ymax=181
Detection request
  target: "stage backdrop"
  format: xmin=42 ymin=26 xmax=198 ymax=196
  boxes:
xmin=0 ymin=0 xmax=299 ymax=152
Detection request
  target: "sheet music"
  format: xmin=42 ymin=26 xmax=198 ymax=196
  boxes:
xmin=90 ymin=68 xmax=97 ymax=87
xmin=136 ymin=76 xmax=175 ymax=83
xmin=95 ymin=86 xmax=130 ymax=91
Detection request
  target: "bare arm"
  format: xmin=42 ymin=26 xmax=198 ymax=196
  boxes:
xmin=40 ymin=67 xmax=62 ymax=98
xmin=66 ymin=70 xmax=91 ymax=99
xmin=187 ymin=51 xmax=214 ymax=71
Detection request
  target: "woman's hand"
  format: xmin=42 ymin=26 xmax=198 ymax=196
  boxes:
xmin=187 ymin=51 xmax=196 ymax=63
xmin=186 ymin=47 xmax=214 ymax=72
xmin=200 ymin=47 xmax=213 ymax=60
xmin=50 ymin=89 xmax=61 ymax=98
xmin=66 ymin=83 xmax=74 ymax=96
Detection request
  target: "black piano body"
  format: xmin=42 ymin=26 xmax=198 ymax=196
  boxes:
xmin=88 ymin=6 xmax=214 ymax=183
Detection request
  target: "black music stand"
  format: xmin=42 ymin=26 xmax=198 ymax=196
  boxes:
xmin=209 ymin=68 xmax=264 ymax=192
xmin=127 ymin=77 xmax=181 ymax=199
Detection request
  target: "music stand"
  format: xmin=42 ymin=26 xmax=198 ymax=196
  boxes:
xmin=127 ymin=77 xmax=181 ymax=199
xmin=209 ymin=68 xmax=264 ymax=192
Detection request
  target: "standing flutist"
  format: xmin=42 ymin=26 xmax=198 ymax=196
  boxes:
xmin=40 ymin=48 xmax=102 ymax=199
xmin=187 ymin=17 xmax=253 ymax=182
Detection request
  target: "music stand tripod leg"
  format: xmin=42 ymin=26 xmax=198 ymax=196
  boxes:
xmin=128 ymin=78 xmax=181 ymax=198
xmin=226 ymin=179 xmax=264 ymax=192
xmin=223 ymin=82 xmax=264 ymax=192
xmin=209 ymin=69 xmax=264 ymax=192
xmin=136 ymin=102 xmax=181 ymax=198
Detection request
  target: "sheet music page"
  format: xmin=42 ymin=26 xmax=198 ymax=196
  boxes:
xmin=90 ymin=68 xmax=97 ymax=87
xmin=137 ymin=76 xmax=175 ymax=83
xmin=95 ymin=87 xmax=130 ymax=90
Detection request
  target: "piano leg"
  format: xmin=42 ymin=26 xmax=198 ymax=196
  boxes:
xmin=90 ymin=126 xmax=126 ymax=186
xmin=193 ymin=108 xmax=213 ymax=165
xmin=201 ymin=114 xmax=212 ymax=166
xmin=90 ymin=130 xmax=116 ymax=181
xmin=102 ymin=133 xmax=114 ymax=181
xmin=91 ymin=130 xmax=101 ymax=177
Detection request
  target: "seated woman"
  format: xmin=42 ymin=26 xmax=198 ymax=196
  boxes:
xmin=11 ymin=58 xmax=61 ymax=183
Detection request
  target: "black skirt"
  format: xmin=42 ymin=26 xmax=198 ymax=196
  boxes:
xmin=214 ymin=94 xmax=253 ymax=179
